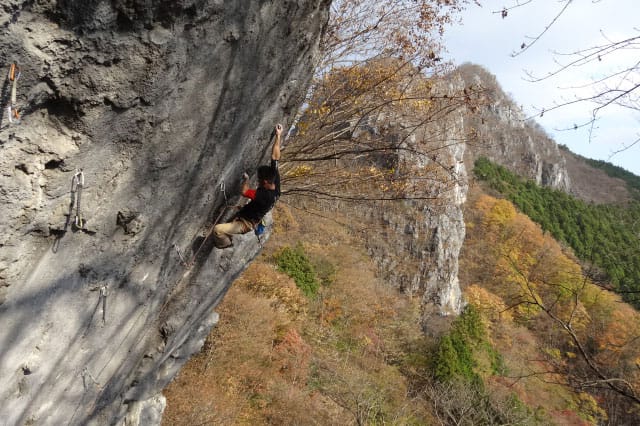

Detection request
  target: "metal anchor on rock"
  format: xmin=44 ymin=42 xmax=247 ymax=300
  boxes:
xmin=71 ymin=169 xmax=86 ymax=230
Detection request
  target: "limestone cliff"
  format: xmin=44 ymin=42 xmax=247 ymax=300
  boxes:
xmin=454 ymin=63 xmax=634 ymax=204
xmin=455 ymin=63 xmax=571 ymax=191
xmin=358 ymin=79 xmax=469 ymax=330
xmin=0 ymin=1 xmax=329 ymax=424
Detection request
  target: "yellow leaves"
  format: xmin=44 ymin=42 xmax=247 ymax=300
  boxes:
xmin=596 ymin=308 xmax=640 ymax=353
xmin=296 ymin=119 xmax=309 ymax=137
xmin=316 ymin=59 xmax=436 ymax=114
xmin=310 ymin=104 xmax=331 ymax=118
xmin=471 ymin=194 xmax=596 ymax=323
xmin=574 ymin=392 xmax=608 ymax=424
xmin=544 ymin=347 xmax=562 ymax=360
xmin=285 ymin=165 xmax=314 ymax=179
xmin=465 ymin=284 xmax=513 ymax=324
xmin=236 ymin=262 xmax=308 ymax=315
xmin=483 ymin=198 xmax=516 ymax=230
xmin=410 ymin=98 xmax=432 ymax=111
xmin=467 ymin=193 xmax=640 ymax=396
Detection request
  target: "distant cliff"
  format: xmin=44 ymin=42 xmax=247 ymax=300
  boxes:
xmin=453 ymin=64 xmax=571 ymax=191
xmin=0 ymin=1 xmax=329 ymax=424
xmin=454 ymin=63 xmax=633 ymax=204
xmin=346 ymin=77 xmax=470 ymax=330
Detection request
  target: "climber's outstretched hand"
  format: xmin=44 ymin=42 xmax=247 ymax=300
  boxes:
xmin=272 ymin=123 xmax=282 ymax=161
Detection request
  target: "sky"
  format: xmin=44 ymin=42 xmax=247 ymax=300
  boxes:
xmin=442 ymin=0 xmax=640 ymax=176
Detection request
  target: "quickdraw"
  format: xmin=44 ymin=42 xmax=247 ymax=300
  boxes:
xmin=7 ymin=62 xmax=21 ymax=124
xmin=72 ymin=170 xmax=86 ymax=230
xmin=81 ymin=367 xmax=100 ymax=390
xmin=100 ymin=285 xmax=108 ymax=325
xmin=173 ymin=243 xmax=187 ymax=266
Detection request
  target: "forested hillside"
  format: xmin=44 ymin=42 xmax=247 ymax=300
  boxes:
xmin=158 ymin=1 xmax=640 ymax=419
xmin=460 ymin=189 xmax=640 ymax=424
xmin=474 ymin=157 xmax=640 ymax=307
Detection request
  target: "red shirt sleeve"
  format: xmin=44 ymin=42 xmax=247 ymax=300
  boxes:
xmin=243 ymin=189 xmax=256 ymax=200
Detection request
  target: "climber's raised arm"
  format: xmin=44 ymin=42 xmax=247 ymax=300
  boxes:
xmin=272 ymin=123 xmax=282 ymax=161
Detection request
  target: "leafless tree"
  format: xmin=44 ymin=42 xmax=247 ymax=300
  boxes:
xmin=495 ymin=0 xmax=640 ymax=150
xmin=280 ymin=1 xmax=487 ymax=207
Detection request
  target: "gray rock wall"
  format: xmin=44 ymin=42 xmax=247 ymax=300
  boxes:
xmin=0 ymin=1 xmax=329 ymax=424
xmin=362 ymin=80 xmax=468 ymax=327
xmin=455 ymin=63 xmax=571 ymax=191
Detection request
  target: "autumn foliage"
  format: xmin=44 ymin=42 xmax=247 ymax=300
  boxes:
xmin=322 ymin=0 xmax=478 ymax=71
xmin=282 ymin=58 xmax=485 ymax=205
xmin=462 ymin=191 xmax=640 ymax=423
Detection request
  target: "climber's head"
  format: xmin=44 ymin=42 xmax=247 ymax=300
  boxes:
xmin=257 ymin=165 xmax=276 ymax=187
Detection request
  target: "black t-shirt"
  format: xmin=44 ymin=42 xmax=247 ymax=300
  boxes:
xmin=236 ymin=160 xmax=280 ymax=225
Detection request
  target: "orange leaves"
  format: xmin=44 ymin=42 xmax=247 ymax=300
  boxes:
xmin=470 ymin=194 xmax=591 ymax=322
xmin=274 ymin=327 xmax=313 ymax=383
xmin=319 ymin=296 xmax=343 ymax=325
xmin=466 ymin=192 xmax=640 ymax=402
xmin=595 ymin=305 xmax=640 ymax=356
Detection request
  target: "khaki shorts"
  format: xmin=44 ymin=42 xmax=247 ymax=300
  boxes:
xmin=212 ymin=217 xmax=254 ymax=248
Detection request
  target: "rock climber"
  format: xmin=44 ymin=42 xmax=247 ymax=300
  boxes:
xmin=213 ymin=123 xmax=282 ymax=248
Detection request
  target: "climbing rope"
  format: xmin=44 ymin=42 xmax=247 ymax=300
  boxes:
xmin=72 ymin=170 xmax=86 ymax=230
xmin=81 ymin=367 xmax=100 ymax=390
xmin=175 ymin=180 xmax=231 ymax=268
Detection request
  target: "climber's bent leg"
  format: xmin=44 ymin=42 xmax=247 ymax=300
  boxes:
xmin=213 ymin=218 xmax=253 ymax=248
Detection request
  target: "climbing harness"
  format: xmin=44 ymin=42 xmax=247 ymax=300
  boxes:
xmin=71 ymin=170 xmax=86 ymax=230
xmin=7 ymin=62 xmax=21 ymax=124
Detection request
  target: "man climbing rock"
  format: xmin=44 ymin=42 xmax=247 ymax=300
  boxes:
xmin=213 ymin=123 xmax=282 ymax=248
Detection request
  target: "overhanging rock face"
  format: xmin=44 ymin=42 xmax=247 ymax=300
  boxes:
xmin=0 ymin=1 xmax=329 ymax=424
